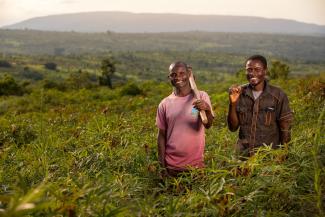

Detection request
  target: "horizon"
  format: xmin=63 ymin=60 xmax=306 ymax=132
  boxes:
xmin=2 ymin=11 xmax=325 ymax=28
xmin=1 ymin=0 xmax=324 ymax=27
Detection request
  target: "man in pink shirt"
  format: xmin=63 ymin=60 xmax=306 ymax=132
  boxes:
xmin=156 ymin=61 xmax=214 ymax=177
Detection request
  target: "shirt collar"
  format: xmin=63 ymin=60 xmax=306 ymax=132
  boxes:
xmin=243 ymin=80 xmax=273 ymax=99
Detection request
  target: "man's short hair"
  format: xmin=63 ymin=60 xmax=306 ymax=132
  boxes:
xmin=245 ymin=55 xmax=267 ymax=69
xmin=169 ymin=61 xmax=189 ymax=73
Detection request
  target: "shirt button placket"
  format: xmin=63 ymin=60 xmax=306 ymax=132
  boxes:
xmin=250 ymin=99 xmax=260 ymax=155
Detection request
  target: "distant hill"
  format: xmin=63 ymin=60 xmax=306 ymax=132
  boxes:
xmin=3 ymin=11 xmax=325 ymax=35
xmin=1 ymin=29 xmax=325 ymax=64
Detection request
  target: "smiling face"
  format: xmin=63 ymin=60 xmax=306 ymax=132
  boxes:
xmin=245 ymin=59 xmax=267 ymax=87
xmin=168 ymin=65 xmax=190 ymax=89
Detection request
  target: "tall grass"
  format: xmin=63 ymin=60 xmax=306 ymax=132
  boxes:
xmin=312 ymin=105 xmax=324 ymax=217
xmin=0 ymin=76 xmax=323 ymax=216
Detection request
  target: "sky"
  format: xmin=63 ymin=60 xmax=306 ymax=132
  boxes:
xmin=0 ymin=0 xmax=325 ymax=27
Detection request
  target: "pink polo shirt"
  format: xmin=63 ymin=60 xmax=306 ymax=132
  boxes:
xmin=156 ymin=91 xmax=212 ymax=171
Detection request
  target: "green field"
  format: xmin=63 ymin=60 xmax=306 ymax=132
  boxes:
xmin=0 ymin=30 xmax=324 ymax=216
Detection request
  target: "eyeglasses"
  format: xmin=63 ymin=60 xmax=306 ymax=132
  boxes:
xmin=245 ymin=67 xmax=264 ymax=73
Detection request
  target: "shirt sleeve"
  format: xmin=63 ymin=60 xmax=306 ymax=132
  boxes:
xmin=156 ymin=102 xmax=167 ymax=130
xmin=277 ymin=91 xmax=293 ymax=144
xmin=278 ymin=92 xmax=293 ymax=122
xmin=200 ymin=91 xmax=214 ymax=117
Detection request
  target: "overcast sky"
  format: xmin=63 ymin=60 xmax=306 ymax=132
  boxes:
xmin=0 ymin=0 xmax=324 ymax=27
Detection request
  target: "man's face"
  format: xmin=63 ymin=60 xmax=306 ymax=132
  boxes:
xmin=168 ymin=66 xmax=190 ymax=88
xmin=245 ymin=59 xmax=266 ymax=87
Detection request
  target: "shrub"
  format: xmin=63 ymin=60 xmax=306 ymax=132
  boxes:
xmin=120 ymin=83 xmax=143 ymax=96
xmin=65 ymin=70 xmax=98 ymax=89
xmin=269 ymin=60 xmax=290 ymax=79
xmin=44 ymin=62 xmax=57 ymax=70
xmin=10 ymin=124 xmax=37 ymax=146
xmin=21 ymin=67 xmax=44 ymax=81
xmin=42 ymin=79 xmax=67 ymax=91
xmin=0 ymin=74 xmax=24 ymax=96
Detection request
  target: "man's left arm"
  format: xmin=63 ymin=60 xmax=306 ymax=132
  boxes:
xmin=277 ymin=92 xmax=294 ymax=144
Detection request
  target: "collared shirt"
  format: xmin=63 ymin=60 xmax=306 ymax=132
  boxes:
xmin=233 ymin=81 xmax=293 ymax=155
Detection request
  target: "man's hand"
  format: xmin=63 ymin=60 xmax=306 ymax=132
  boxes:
xmin=193 ymin=99 xmax=210 ymax=111
xmin=229 ymin=85 xmax=242 ymax=105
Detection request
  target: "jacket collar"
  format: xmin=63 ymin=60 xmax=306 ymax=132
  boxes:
xmin=242 ymin=80 xmax=274 ymax=100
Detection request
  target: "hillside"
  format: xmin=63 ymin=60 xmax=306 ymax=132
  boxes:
xmin=3 ymin=11 xmax=325 ymax=35
xmin=1 ymin=29 xmax=325 ymax=64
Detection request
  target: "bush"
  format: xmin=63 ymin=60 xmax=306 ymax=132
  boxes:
xmin=120 ymin=83 xmax=143 ymax=96
xmin=269 ymin=60 xmax=290 ymax=79
xmin=42 ymin=79 xmax=66 ymax=91
xmin=0 ymin=74 xmax=24 ymax=96
xmin=65 ymin=70 xmax=98 ymax=89
xmin=21 ymin=67 xmax=44 ymax=81
xmin=44 ymin=62 xmax=57 ymax=70
xmin=10 ymin=124 xmax=37 ymax=146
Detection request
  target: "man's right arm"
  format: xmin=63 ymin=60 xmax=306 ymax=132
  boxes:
xmin=227 ymin=85 xmax=241 ymax=131
xmin=278 ymin=92 xmax=293 ymax=145
xmin=157 ymin=129 xmax=166 ymax=168
xmin=228 ymin=103 xmax=239 ymax=131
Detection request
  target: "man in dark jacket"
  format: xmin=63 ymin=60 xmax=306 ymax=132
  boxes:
xmin=227 ymin=55 xmax=293 ymax=157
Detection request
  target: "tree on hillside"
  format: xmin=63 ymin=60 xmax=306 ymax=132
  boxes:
xmin=0 ymin=74 xmax=24 ymax=96
xmin=269 ymin=60 xmax=290 ymax=79
xmin=99 ymin=58 xmax=116 ymax=89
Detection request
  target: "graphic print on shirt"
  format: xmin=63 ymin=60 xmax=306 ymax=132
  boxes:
xmin=191 ymin=107 xmax=199 ymax=117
